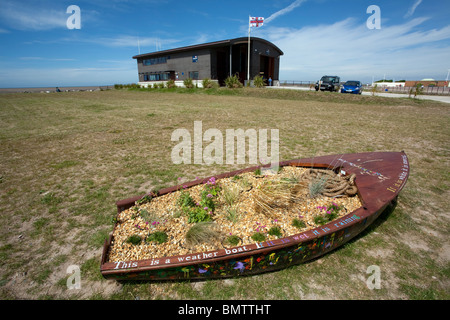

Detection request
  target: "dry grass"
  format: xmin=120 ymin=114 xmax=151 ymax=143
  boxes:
xmin=185 ymin=222 xmax=221 ymax=246
xmin=0 ymin=88 xmax=449 ymax=300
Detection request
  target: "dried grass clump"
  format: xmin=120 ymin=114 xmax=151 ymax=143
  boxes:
xmin=222 ymin=184 xmax=240 ymax=206
xmin=253 ymin=168 xmax=357 ymax=218
xmin=185 ymin=222 xmax=221 ymax=246
xmin=253 ymin=180 xmax=293 ymax=218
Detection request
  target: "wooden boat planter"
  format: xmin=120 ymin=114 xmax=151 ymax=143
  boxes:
xmin=100 ymin=151 xmax=409 ymax=281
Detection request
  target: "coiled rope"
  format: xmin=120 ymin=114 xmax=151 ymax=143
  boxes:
xmin=300 ymin=169 xmax=357 ymax=197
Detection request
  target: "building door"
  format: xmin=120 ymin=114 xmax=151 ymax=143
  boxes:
xmin=231 ymin=44 xmax=248 ymax=84
xmin=260 ymin=55 xmax=275 ymax=83
xmin=216 ymin=50 xmax=227 ymax=86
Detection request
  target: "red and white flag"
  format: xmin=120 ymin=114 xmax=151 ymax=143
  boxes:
xmin=249 ymin=17 xmax=264 ymax=27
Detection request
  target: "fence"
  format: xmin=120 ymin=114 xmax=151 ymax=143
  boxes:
xmin=369 ymin=85 xmax=450 ymax=96
xmin=280 ymin=80 xmax=316 ymax=87
xmin=279 ymin=80 xmax=450 ymax=96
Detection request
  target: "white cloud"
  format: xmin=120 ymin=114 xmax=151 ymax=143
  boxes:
xmin=257 ymin=17 xmax=450 ymax=82
xmin=265 ymin=0 xmax=308 ymax=24
xmin=19 ymin=57 xmax=76 ymax=61
xmin=75 ymin=34 xmax=181 ymax=51
xmin=405 ymin=0 xmax=423 ymax=18
xmin=0 ymin=0 xmax=67 ymax=31
xmin=20 ymin=33 xmax=182 ymax=52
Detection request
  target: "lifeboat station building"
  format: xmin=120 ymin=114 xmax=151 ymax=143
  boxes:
xmin=132 ymin=37 xmax=283 ymax=87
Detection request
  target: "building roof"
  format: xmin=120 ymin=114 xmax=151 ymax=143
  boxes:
xmin=132 ymin=37 xmax=283 ymax=59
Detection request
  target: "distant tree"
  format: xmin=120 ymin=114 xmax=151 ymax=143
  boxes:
xmin=409 ymin=83 xmax=423 ymax=99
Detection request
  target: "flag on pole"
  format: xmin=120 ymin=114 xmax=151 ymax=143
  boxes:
xmin=249 ymin=17 xmax=264 ymax=27
xmin=247 ymin=16 xmax=264 ymax=82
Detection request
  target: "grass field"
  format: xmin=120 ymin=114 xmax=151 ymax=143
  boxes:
xmin=0 ymin=87 xmax=448 ymax=300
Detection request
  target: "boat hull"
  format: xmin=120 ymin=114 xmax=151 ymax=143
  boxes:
xmin=100 ymin=151 xmax=409 ymax=281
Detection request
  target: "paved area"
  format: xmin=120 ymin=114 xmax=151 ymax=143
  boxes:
xmin=362 ymin=91 xmax=450 ymax=104
xmin=268 ymin=86 xmax=450 ymax=104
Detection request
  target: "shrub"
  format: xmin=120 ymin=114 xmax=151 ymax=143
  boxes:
xmin=114 ymin=83 xmax=141 ymax=89
xmin=166 ymin=79 xmax=176 ymax=88
xmin=202 ymin=78 xmax=211 ymax=88
xmin=371 ymin=84 xmax=378 ymax=96
xmin=200 ymin=176 xmax=220 ymax=211
xmin=185 ymin=206 xmax=213 ymax=224
xmin=253 ymin=75 xmax=266 ymax=88
xmin=225 ymin=74 xmax=243 ymax=88
xmin=184 ymin=78 xmax=194 ymax=88
xmin=251 ymin=232 xmax=266 ymax=242
xmin=126 ymin=235 xmax=142 ymax=245
xmin=177 ymin=189 xmax=195 ymax=208
xmin=410 ymin=83 xmax=424 ymax=98
xmin=314 ymin=203 xmax=343 ymax=225
xmin=177 ymin=178 xmax=220 ymax=223
xmin=314 ymin=215 xmax=328 ymax=226
xmin=146 ymin=231 xmax=168 ymax=244
xmin=202 ymin=78 xmax=219 ymax=89
xmin=224 ymin=235 xmax=241 ymax=247
xmin=268 ymin=226 xmax=283 ymax=238
xmin=292 ymin=218 xmax=306 ymax=229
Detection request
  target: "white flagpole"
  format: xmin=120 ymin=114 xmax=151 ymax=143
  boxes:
xmin=137 ymin=36 xmax=141 ymax=54
xmin=247 ymin=15 xmax=251 ymax=83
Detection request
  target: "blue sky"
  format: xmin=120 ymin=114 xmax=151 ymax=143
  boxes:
xmin=0 ymin=0 xmax=449 ymax=87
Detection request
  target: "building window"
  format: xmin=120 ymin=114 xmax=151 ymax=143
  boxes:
xmin=189 ymin=71 xmax=199 ymax=80
xmin=143 ymin=56 xmax=167 ymax=66
xmin=143 ymin=72 xmax=172 ymax=81
xmin=160 ymin=73 xmax=170 ymax=80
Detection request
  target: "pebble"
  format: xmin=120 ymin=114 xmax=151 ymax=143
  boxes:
xmin=107 ymin=167 xmax=362 ymax=263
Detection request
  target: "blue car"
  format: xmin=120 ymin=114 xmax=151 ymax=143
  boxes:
xmin=341 ymin=80 xmax=363 ymax=94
